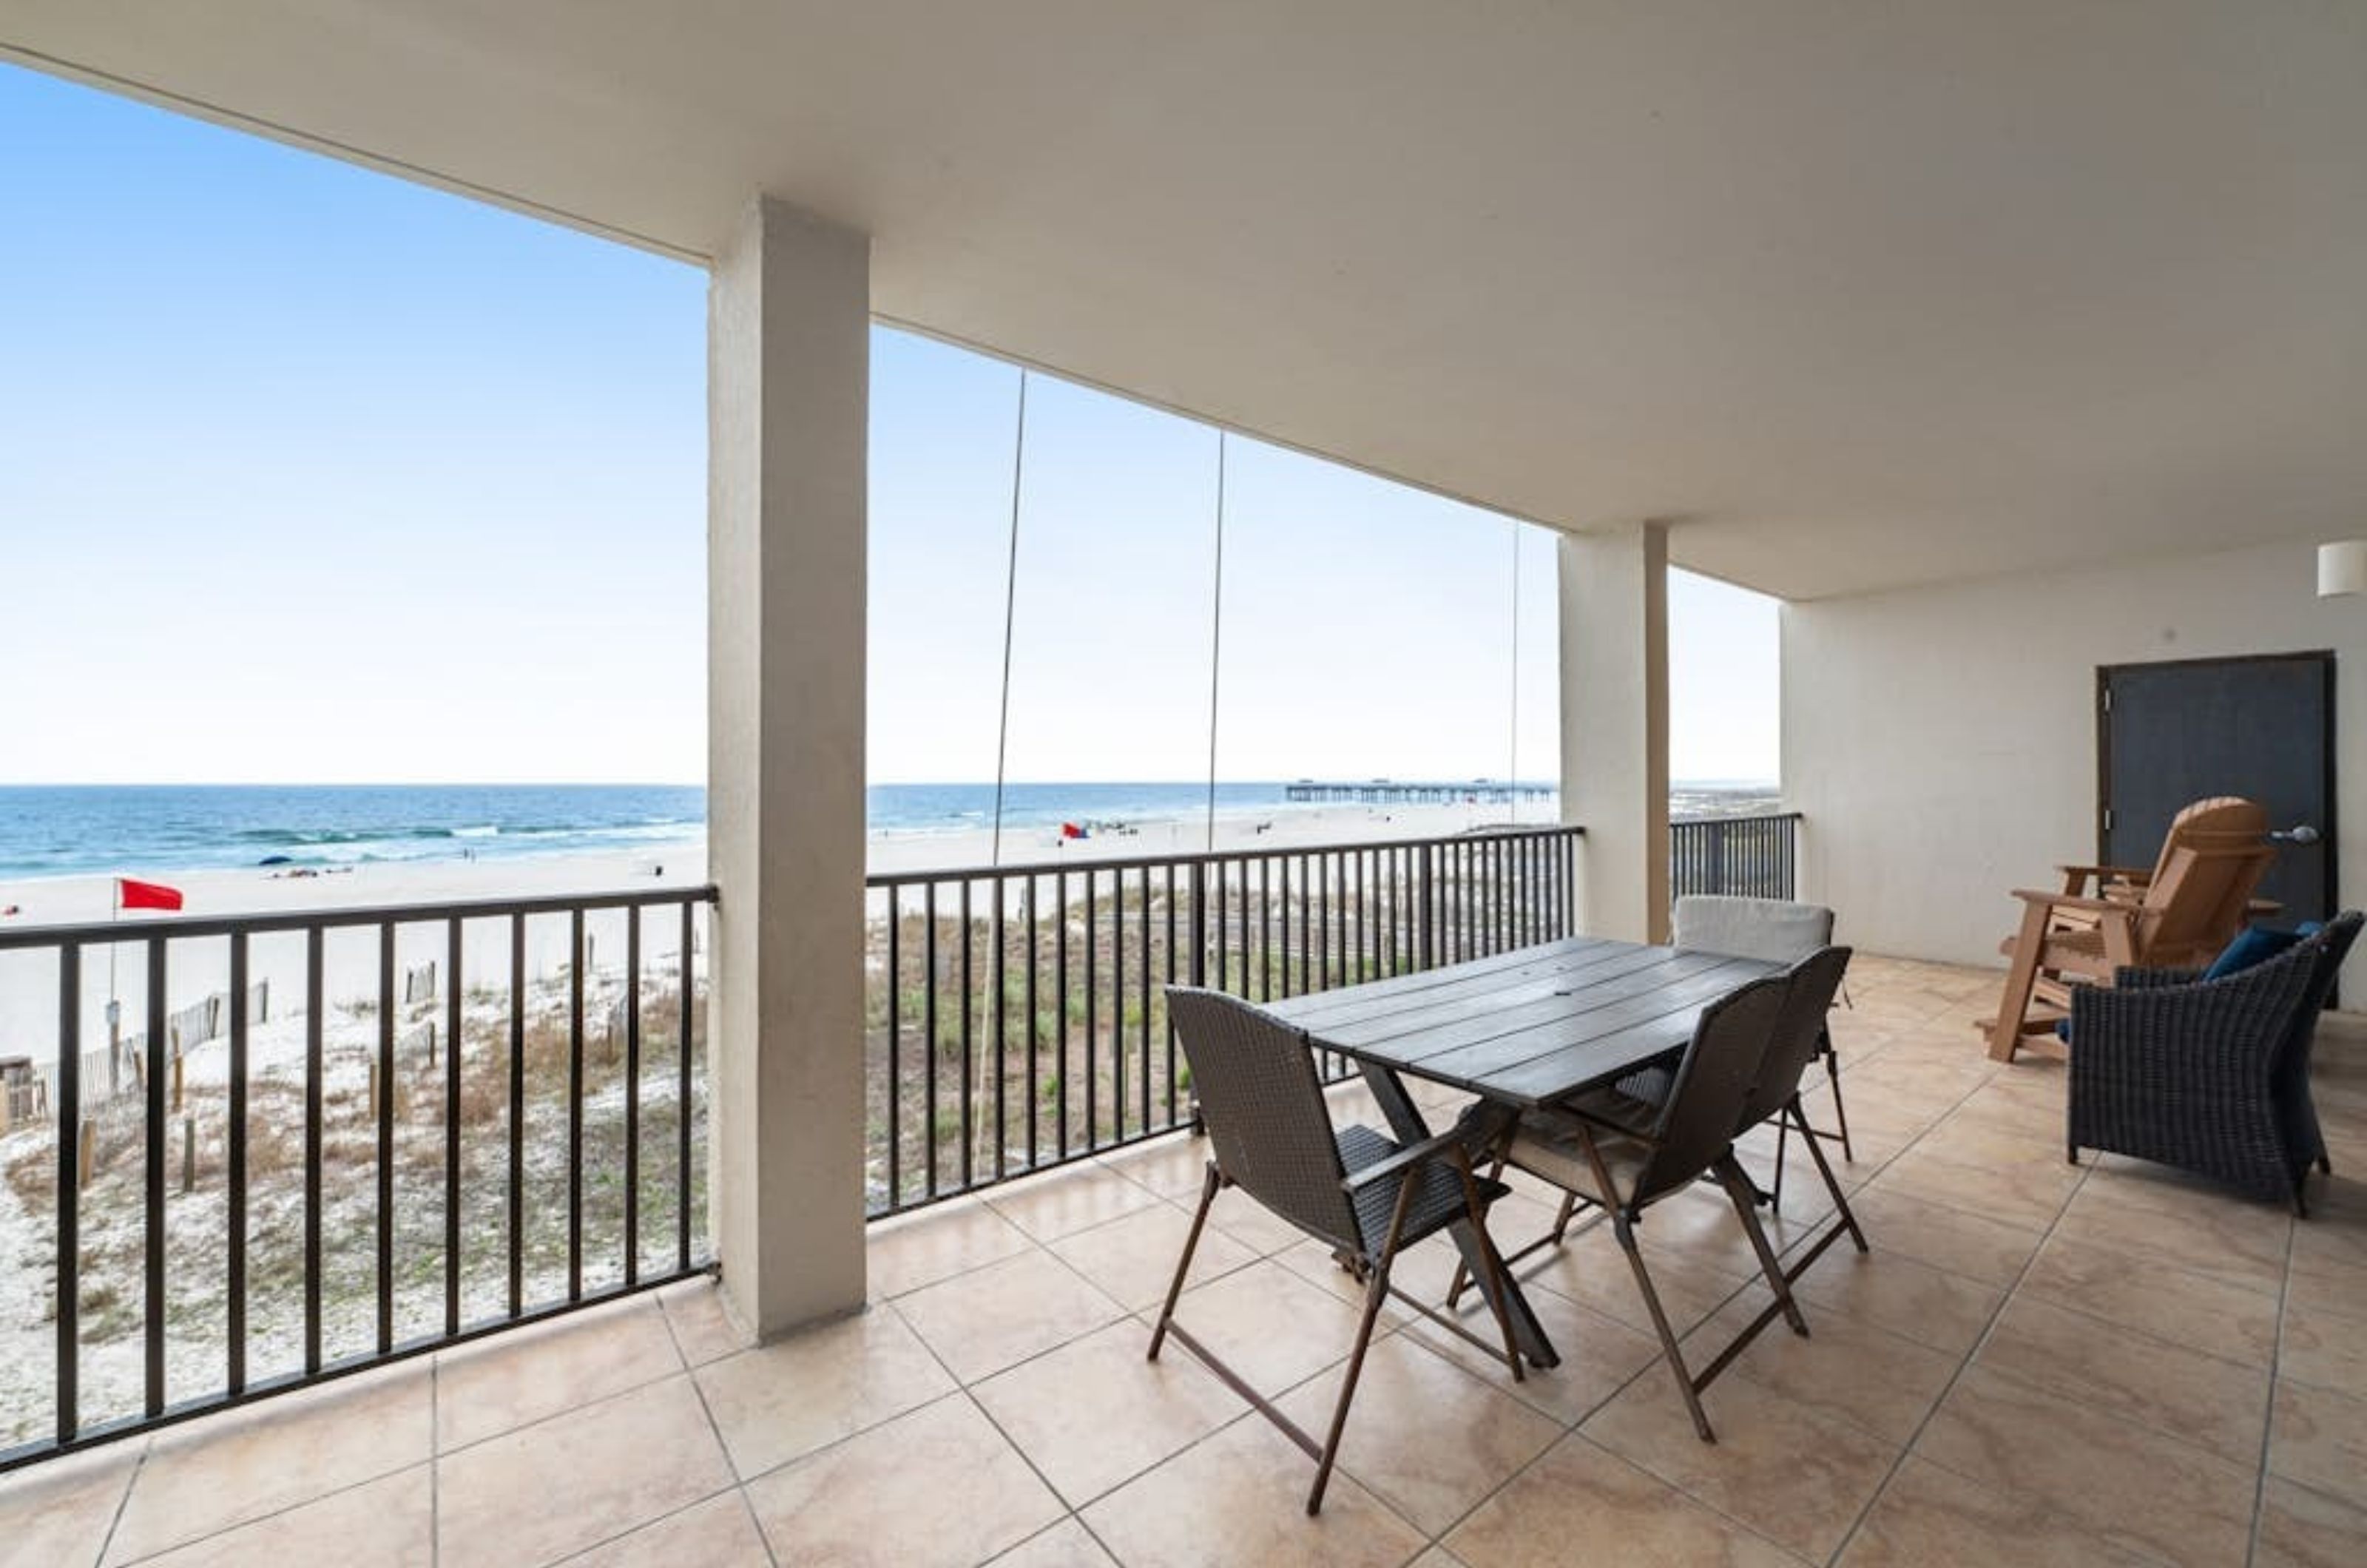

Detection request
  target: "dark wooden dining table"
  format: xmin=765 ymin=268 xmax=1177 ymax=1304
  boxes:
xmin=1263 ymin=934 xmax=1783 ymax=1368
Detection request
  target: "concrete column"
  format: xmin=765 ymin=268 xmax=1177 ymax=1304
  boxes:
xmin=708 ymin=196 xmax=871 ymax=1336
xmin=1557 ymin=522 xmax=1670 ymax=943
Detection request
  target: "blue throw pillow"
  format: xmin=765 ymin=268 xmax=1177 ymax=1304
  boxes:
xmin=2203 ymin=924 xmax=2306 ymax=981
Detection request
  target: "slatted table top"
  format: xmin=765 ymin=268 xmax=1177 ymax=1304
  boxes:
xmin=1263 ymin=936 xmax=1782 ymax=1110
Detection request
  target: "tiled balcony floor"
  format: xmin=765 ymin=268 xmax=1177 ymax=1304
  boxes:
xmin=10 ymin=954 xmax=2367 ymax=1567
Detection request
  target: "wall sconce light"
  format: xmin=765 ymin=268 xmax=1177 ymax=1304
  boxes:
xmin=2318 ymin=541 xmax=2367 ymax=598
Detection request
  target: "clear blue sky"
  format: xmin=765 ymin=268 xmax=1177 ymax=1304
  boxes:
xmin=0 ymin=61 xmax=1777 ymax=788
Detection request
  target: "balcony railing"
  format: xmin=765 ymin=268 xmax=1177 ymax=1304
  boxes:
xmin=863 ymin=824 xmax=1584 ymax=1217
xmin=0 ymin=885 xmax=715 ymax=1470
xmin=1670 ymin=811 xmax=1801 ymax=902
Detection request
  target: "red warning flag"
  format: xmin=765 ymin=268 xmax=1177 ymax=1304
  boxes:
xmin=116 ymin=877 xmax=185 ymax=912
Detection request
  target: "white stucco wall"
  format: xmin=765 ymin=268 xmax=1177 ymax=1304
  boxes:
xmin=1783 ymin=538 xmax=2363 ymax=994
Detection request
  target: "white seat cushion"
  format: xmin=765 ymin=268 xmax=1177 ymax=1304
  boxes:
xmin=1503 ymin=1106 xmax=1654 ymax=1209
xmin=1672 ymin=895 xmax=1834 ymax=964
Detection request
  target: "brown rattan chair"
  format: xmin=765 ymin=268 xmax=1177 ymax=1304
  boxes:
xmin=1150 ymin=987 xmax=1526 ymax=1515
xmin=1480 ymin=972 xmax=1800 ymax=1442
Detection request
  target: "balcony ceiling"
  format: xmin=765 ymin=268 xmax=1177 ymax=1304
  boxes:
xmin=7 ymin=2 xmax=2364 ymax=599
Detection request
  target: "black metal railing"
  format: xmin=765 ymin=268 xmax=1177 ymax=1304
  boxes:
xmin=0 ymin=885 xmax=715 ymax=1470
xmin=863 ymin=824 xmax=1584 ymax=1217
xmin=1670 ymin=811 xmax=1800 ymax=902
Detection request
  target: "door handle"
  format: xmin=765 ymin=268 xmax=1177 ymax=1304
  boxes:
xmin=2269 ymin=825 xmax=2322 ymax=845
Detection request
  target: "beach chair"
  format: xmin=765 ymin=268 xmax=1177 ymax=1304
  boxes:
xmin=2043 ymin=797 xmax=2270 ymax=933
xmin=1984 ymin=803 xmax=2276 ymax=1062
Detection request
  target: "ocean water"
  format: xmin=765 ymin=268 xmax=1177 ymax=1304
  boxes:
xmin=0 ymin=779 xmax=1607 ymax=881
xmin=0 ymin=785 xmax=707 ymax=880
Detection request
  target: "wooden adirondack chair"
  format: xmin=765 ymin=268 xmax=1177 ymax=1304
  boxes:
xmin=1985 ymin=800 xmax=2277 ymax=1062
xmin=2045 ymin=797 xmax=2266 ymax=928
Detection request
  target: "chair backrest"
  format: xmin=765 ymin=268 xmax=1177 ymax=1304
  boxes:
xmin=2272 ymin=912 xmax=2364 ymax=1149
xmin=1735 ymin=945 xmax=1853 ymax=1133
xmin=1672 ymin=896 xmax=1836 ymax=964
xmin=2135 ymin=820 xmax=2276 ymax=963
xmin=1635 ymin=971 xmax=1791 ymax=1205
xmin=1164 ymin=987 xmax=1361 ymax=1251
xmin=2144 ymin=797 xmax=2266 ymax=884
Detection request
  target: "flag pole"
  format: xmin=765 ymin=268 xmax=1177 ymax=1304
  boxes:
xmin=108 ymin=877 xmax=121 ymax=1095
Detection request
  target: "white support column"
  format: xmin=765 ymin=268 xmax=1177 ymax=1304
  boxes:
xmin=708 ymin=196 xmax=871 ymax=1336
xmin=1558 ymin=521 xmax=1670 ymax=944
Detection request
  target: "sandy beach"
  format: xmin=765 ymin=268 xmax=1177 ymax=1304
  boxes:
xmin=0 ymin=799 xmax=1546 ymax=1062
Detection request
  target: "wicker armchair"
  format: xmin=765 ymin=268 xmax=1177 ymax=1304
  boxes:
xmin=2067 ymin=912 xmax=2361 ymax=1214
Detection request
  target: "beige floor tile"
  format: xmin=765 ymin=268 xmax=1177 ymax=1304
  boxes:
xmin=1081 ymin=1416 xmax=1426 ymax=1568
xmin=1615 ymin=1183 xmax=1817 ymax=1283
xmin=1911 ymin=1114 xmax=2067 ymax=1173
xmin=2255 ymin=1476 xmax=2367 ymax=1568
xmin=1801 ymin=1078 xmax=1934 ymax=1136
xmin=2290 ymin=1183 xmax=2367 ymax=1281
xmin=694 ymin=1302 xmax=957 ymax=1479
xmin=1837 ymin=1456 xmax=2157 ymax=1568
xmin=867 ymin=1198 xmax=1038 ymax=1299
xmin=2081 ymin=1153 xmax=2277 ymax=1220
xmin=1395 ymin=1266 xmax=1660 ymax=1425
xmin=1149 ymin=1259 xmax=1378 ymax=1396
xmin=1269 ymin=1235 xmax=1441 ymax=1322
xmin=435 ymin=1375 xmax=733 ymax=1568
xmin=1408 ymin=1550 xmax=1473 ymax=1568
xmin=1788 ymin=1247 xmax=2002 ymax=1357
xmin=1581 ymin=1356 xmax=1899 ymax=1561
xmin=1446 ymin=1433 xmax=1800 ymax=1568
xmin=2286 ymin=1252 xmax=2367 ymax=1319
xmin=436 ymin=1295 xmax=683 ymax=1452
xmin=987 ymin=1164 xmax=1164 ymax=1243
xmin=2050 ymin=1186 xmax=2289 ymax=1296
xmin=0 ymin=1441 xmax=142 ymax=1568
xmin=897 ymin=1248 xmax=1127 ymax=1382
xmin=1097 ymin=1136 xmax=1212 ymax=1200
xmin=1914 ymin=1366 xmax=2255 ymax=1568
xmin=990 ymin=1518 xmax=1120 ymax=1567
xmin=560 ymin=1490 xmax=771 ymax=1567
xmin=655 ymin=1275 xmax=753 ymax=1367
xmin=1974 ymin=1295 xmax=2269 ymax=1464
xmin=746 ymin=1393 xmax=1063 ymax=1568
xmin=1950 ymin=1081 xmax=2071 ymax=1136
xmin=1869 ymin=1146 xmax=2080 ymax=1230
xmin=1272 ymin=1333 xmax=1562 ymax=1536
xmin=104 ymin=1361 xmax=431 ymax=1565
xmin=2270 ymin=1378 xmax=2367 ymax=1508
xmin=973 ymin=1320 xmax=1246 ymax=1506
xmin=2283 ymin=1297 xmax=2367 ymax=1400
xmin=2020 ymin=1231 xmax=2282 ymax=1366
xmin=1050 ymin=1200 xmax=1257 ymax=1311
xmin=1195 ymin=1186 xmax=1314 ymax=1256
xmin=1840 ymin=1187 xmax=2042 ymax=1288
xmin=1517 ymin=1223 xmax=1750 ymax=1339
xmin=127 ymin=1464 xmax=431 ymax=1568
xmin=1685 ymin=1289 xmax=1956 ymax=1444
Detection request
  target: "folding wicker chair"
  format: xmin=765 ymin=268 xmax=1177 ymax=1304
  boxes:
xmin=1483 ymin=973 xmax=1800 ymax=1442
xmin=1735 ymin=946 xmax=1865 ymax=1225
xmin=1150 ymin=987 xmax=1526 ymax=1515
xmin=1670 ymin=896 xmax=1854 ymax=1193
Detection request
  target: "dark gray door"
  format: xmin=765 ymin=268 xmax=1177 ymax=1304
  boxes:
xmin=2098 ymin=652 xmax=2335 ymax=930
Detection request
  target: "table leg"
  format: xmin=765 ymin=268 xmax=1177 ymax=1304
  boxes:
xmin=1356 ymin=1061 xmax=1560 ymax=1369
